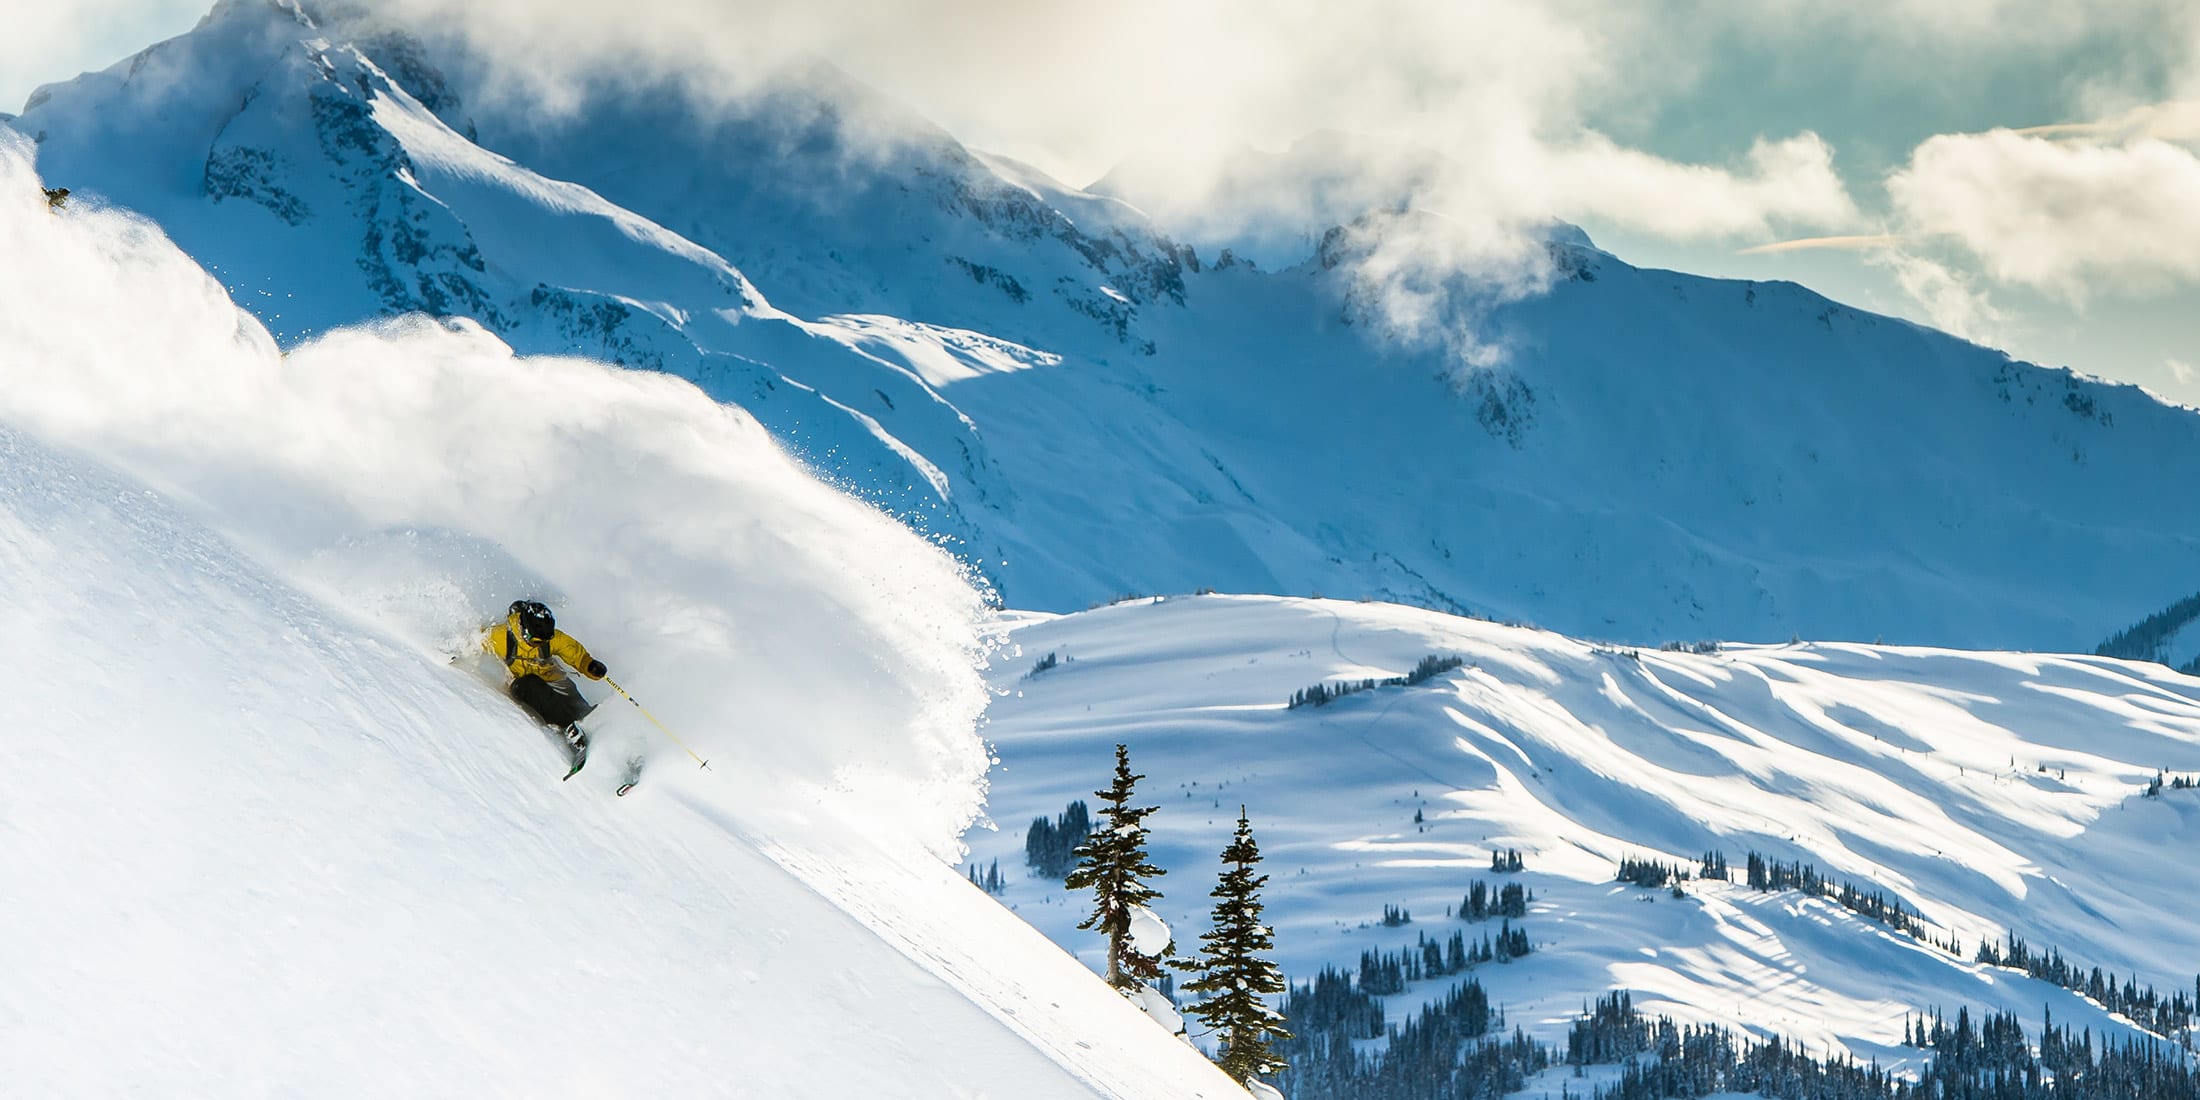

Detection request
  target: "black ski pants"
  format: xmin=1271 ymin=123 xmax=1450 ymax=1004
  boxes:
xmin=510 ymin=673 xmax=596 ymax=730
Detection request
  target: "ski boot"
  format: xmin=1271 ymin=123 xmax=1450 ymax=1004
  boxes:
xmin=560 ymin=724 xmax=590 ymax=779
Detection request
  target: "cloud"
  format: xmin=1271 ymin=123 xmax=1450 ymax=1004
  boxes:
xmin=1540 ymin=132 xmax=1856 ymax=240
xmin=1856 ymin=6 xmax=2200 ymax=302
xmin=376 ymin=0 xmax=1859 ymax=251
xmin=0 ymin=0 xmax=205 ymax=111
xmin=1690 ymin=0 xmax=2193 ymax=66
xmin=1316 ymin=208 xmax=1552 ymax=375
xmin=1 ymin=6 xmax=115 ymax=109
xmin=388 ymin=0 xmax=1598 ymax=177
xmin=353 ymin=0 xmax=1868 ymax=375
xmin=1887 ymin=126 xmax=2200 ymax=299
xmin=1738 ymin=234 xmax=1905 ymax=255
xmin=1873 ymin=250 xmax=2005 ymax=344
xmin=2012 ymin=100 xmax=2200 ymax=142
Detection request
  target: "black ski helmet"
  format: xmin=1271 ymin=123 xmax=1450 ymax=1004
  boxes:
xmin=509 ymin=599 xmax=555 ymax=642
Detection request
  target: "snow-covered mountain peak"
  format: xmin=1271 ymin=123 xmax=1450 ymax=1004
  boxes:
xmin=444 ymin=67 xmax=1200 ymax=350
xmin=20 ymin=2 xmax=2200 ymax=653
xmin=21 ymin=6 xmax=776 ymax=336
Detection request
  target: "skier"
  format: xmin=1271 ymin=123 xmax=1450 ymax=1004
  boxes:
xmin=483 ymin=600 xmax=609 ymax=775
xmin=43 ymin=187 xmax=68 ymax=211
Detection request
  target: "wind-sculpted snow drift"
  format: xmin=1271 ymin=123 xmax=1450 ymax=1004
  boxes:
xmin=0 ymin=135 xmax=1244 ymax=1096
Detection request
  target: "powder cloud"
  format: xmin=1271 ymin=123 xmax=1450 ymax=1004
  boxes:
xmin=0 ymin=132 xmax=995 ymax=859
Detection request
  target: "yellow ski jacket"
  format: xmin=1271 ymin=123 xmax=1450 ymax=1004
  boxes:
xmin=483 ymin=610 xmax=601 ymax=684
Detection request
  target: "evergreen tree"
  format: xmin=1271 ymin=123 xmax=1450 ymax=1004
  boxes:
xmin=1065 ymin=744 xmax=1169 ymax=989
xmin=1183 ymin=807 xmax=1291 ymax=1085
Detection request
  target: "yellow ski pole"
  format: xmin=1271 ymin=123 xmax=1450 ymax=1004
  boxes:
xmin=606 ymin=677 xmax=711 ymax=770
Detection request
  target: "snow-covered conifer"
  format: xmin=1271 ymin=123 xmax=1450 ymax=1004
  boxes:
xmin=1065 ymin=744 xmax=1170 ymax=988
xmin=1182 ymin=807 xmax=1290 ymax=1085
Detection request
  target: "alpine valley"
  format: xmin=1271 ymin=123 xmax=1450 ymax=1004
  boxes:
xmin=6 ymin=2 xmax=2199 ymax=1098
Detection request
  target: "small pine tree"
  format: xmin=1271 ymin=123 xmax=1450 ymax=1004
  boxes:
xmin=1182 ymin=808 xmax=1291 ymax=1086
xmin=1065 ymin=744 xmax=1169 ymax=989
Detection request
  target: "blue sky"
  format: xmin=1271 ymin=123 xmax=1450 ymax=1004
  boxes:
xmin=1571 ymin=2 xmax=2200 ymax=405
xmin=7 ymin=0 xmax=2195 ymax=405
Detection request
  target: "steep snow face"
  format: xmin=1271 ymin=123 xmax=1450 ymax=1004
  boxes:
xmin=448 ymin=64 xmax=1195 ymax=357
xmin=973 ymin=596 xmax=2200 ymax=1067
xmin=0 ymin=131 xmax=1243 ymax=1098
xmin=18 ymin=0 xmax=2200 ymax=653
xmin=0 ymin=131 xmax=988 ymax=849
xmin=0 ymin=425 xmax=1053 ymax=1096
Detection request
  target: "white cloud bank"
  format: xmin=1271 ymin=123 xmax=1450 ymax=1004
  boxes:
xmin=0 ymin=0 xmax=203 ymax=111
xmin=22 ymin=0 xmax=2199 ymax=371
xmin=1874 ymin=250 xmax=2006 ymax=344
xmin=382 ymin=0 xmax=1860 ymax=256
xmin=1888 ymin=125 xmax=2200 ymax=299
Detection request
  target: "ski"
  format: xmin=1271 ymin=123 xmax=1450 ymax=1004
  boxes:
xmin=616 ymin=756 xmax=645 ymax=797
xmin=552 ymin=724 xmax=589 ymax=780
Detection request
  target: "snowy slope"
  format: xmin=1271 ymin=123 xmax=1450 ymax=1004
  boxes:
xmin=0 ymin=135 xmax=1240 ymax=1097
xmin=16 ymin=0 xmax=2200 ymax=654
xmin=969 ymin=595 xmax=2200 ymax=1073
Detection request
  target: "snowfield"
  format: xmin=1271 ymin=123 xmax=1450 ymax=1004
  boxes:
xmin=0 ymin=135 xmax=1240 ymax=1097
xmin=970 ymin=595 xmax=2200 ymax=1078
xmin=13 ymin=4 xmax=2200 ymax=1093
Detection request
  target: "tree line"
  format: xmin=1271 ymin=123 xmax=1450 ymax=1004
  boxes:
xmin=1580 ymin=991 xmax=2200 ymax=1099
xmin=1047 ymin=768 xmax=2200 ymax=1098
xmin=1275 ymin=969 xmax=1548 ymax=1100
xmin=1973 ymin=931 xmax=2196 ymax=1038
xmin=1287 ymin=653 xmax=1468 ymax=709
xmin=1024 ymin=798 xmax=1091 ymax=880
xmin=1455 ymin=879 xmax=1530 ymax=921
xmin=1744 ymin=851 xmax=1930 ymax=940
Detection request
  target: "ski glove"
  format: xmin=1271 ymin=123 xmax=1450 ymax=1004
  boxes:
xmin=587 ymin=659 xmax=607 ymax=679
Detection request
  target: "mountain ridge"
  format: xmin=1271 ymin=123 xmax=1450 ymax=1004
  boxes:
xmin=15 ymin=0 xmax=2200 ymax=652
